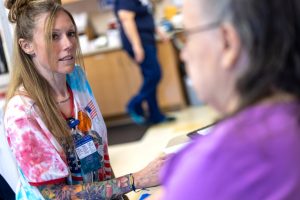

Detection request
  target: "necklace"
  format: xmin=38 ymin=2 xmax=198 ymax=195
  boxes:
xmin=56 ymin=95 xmax=70 ymax=104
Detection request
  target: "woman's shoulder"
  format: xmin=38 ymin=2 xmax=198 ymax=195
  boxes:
xmin=198 ymin=101 xmax=300 ymax=154
xmin=217 ymin=101 xmax=300 ymax=134
xmin=6 ymin=94 xmax=34 ymax=112
xmin=171 ymin=102 xmax=299 ymax=162
xmin=4 ymin=93 xmax=36 ymax=122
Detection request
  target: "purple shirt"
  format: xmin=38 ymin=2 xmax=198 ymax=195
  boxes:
xmin=161 ymin=102 xmax=300 ymax=200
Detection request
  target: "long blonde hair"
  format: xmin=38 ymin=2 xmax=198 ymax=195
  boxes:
xmin=4 ymin=0 xmax=84 ymax=147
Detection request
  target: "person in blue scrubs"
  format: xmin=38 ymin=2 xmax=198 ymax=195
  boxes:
xmin=114 ymin=0 xmax=175 ymax=124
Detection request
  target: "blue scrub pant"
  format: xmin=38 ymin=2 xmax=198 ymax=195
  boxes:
xmin=126 ymin=44 xmax=165 ymax=123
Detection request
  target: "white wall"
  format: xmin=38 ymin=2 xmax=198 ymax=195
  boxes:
xmin=64 ymin=0 xmax=177 ymax=36
xmin=0 ymin=1 xmax=13 ymax=91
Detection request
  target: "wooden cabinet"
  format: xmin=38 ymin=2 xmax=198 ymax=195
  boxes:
xmin=156 ymin=41 xmax=185 ymax=108
xmin=83 ymin=41 xmax=186 ymax=118
xmin=61 ymin=0 xmax=80 ymax=4
xmin=84 ymin=50 xmax=142 ymax=116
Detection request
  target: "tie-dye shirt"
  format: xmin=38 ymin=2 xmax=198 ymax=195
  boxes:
xmin=4 ymin=65 xmax=112 ymax=199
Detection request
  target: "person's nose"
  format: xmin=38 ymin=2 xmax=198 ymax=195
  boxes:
xmin=61 ymin=34 xmax=74 ymax=51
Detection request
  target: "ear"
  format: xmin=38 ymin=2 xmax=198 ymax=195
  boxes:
xmin=220 ymin=22 xmax=241 ymax=70
xmin=18 ymin=38 xmax=35 ymax=56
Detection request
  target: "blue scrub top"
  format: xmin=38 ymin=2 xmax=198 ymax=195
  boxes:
xmin=114 ymin=0 xmax=156 ymax=52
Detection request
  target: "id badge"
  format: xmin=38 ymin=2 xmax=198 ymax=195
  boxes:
xmin=75 ymin=135 xmax=102 ymax=174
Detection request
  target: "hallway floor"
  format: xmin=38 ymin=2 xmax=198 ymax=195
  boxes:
xmin=107 ymin=123 xmax=149 ymax=145
xmin=108 ymin=105 xmax=219 ymax=199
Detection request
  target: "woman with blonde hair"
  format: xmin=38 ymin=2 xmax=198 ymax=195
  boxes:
xmin=4 ymin=0 xmax=165 ymax=199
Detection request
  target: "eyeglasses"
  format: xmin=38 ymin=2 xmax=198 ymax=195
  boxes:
xmin=173 ymin=21 xmax=221 ymax=50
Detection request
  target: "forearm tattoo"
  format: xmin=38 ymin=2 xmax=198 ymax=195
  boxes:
xmin=37 ymin=174 xmax=131 ymax=200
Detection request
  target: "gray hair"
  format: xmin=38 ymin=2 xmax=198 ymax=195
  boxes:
xmin=198 ymin=0 xmax=232 ymax=23
xmin=199 ymin=0 xmax=300 ymax=108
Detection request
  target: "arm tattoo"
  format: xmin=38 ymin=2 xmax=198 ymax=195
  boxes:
xmin=37 ymin=174 xmax=131 ymax=200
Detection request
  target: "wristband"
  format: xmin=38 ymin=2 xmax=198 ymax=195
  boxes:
xmin=129 ymin=173 xmax=136 ymax=192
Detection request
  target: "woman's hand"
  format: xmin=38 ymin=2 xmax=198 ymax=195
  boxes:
xmin=132 ymin=155 xmax=168 ymax=189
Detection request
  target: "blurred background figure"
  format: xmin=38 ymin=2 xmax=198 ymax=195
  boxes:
xmin=114 ymin=0 xmax=175 ymax=125
xmin=150 ymin=0 xmax=300 ymax=199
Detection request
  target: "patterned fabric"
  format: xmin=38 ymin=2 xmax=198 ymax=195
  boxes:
xmin=15 ymin=169 xmax=44 ymax=200
xmin=4 ymin=65 xmax=112 ymax=199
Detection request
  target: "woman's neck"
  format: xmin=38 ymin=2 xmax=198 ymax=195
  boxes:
xmin=47 ymin=75 xmax=69 ymax=102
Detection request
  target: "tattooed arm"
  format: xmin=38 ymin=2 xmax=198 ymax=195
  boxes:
xmin=111 ymin=168 xmax=129 ymax=200
xmin=37 ymin=174 xmax=131 ymax=200
xmin=37 ymin=156 xmax=167 ymax=199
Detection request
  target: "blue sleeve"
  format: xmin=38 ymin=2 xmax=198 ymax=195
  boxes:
xmin=116 ymin=0 xmax=137 ymax=12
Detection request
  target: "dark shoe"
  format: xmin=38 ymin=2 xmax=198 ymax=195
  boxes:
xmin=150 ymin=116 xmax=176 ymax=125
xmin=161 ymin=116 xmax=176 ymax=123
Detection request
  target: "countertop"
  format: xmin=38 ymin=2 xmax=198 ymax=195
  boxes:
xmin=80 ymin=31 xmax=180 ymax=57
xmin=81 ymin=43 xmax=122 ymax=57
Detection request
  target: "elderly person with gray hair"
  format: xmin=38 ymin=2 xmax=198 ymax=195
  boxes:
xmin=150 ymin=0 xmax=300 ymax=199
